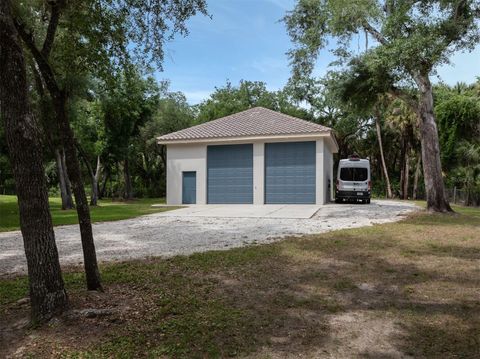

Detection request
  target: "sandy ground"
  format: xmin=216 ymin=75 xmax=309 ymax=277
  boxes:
xmin=0 ymin=200 xmax=419 ymax=276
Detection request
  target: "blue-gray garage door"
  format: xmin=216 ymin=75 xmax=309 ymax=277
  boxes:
xmin=207 ymin=144 xmax=253 ymax=204
xmin=265 ymin=141 xmax=316 ymax=204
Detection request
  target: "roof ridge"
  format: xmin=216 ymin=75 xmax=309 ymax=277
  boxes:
xmin=157 ymin=106 xmax=332 ymax=142
xmin=254 ymin=106 xmax=330 ymax=130
xmin=157 ymin=106 xmax=261 ymax=139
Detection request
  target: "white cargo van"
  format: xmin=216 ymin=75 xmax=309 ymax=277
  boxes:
xmin=335 ymin=155 xmax=371 ymax=204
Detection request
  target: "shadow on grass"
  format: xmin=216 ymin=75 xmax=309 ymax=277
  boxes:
xmin=91 ymin=230 xmax=479 ymax=358
xmin=1 ymin=210 xmax=479 ymax=358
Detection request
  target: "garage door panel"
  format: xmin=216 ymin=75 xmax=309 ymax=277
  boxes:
xmin=265 ymin=141 xmax=316 ymax=204
xmin=207 ymin=144 xmax=253 ymax=204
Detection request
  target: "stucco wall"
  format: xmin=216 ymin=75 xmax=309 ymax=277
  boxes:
xmin=315 ymin=139 xmax=325 ymax=205
xmin=323 ymin=142 xmax=333 ymax=202
xmin=253 ymin=142 xmax=265 ymax=205
xmin=165 ymin=137 xmax=333 ymax=205
xmin=166 ymin=144 xmax=207 ymax=205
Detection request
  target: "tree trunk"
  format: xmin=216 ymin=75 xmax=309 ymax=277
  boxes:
xmin=159 ymin=145 xmax=167 ymax=170
xmin=374 ymin=113 xmax=392 ymax=198
xmin=412 ymin=155 xmax=421 ymax=200
xmin=76 ymin=143 xmax=102 ymax=206
xmin=414 ymin=74 xmax=452 ymax=212
xmin=55 ymin=148 xmax=74 ymax=210
xmin=16 ymin=18 xmax=103 ymax=290
xmin=123 ymin=157 xmax=133 ymax=200
xmin=90 ymin=156 xmax=101 ymax=206
xmin=116 ymin=164 xmax=122 ymax=199
xmin=399 ymin=136 xmax=407 ymax=199
xmin=53 ymin=93 xmax=103 ymax=290
xmin=29 ymin=61 xmax=74 ymax=210
xmin=0 ymin=0 xmax=68 ymax=321
xmin=99 ymin=168 xmax=109 ymax=199
xmin=403 ymin=153 xmax=410 ymax=200
xmin=60 ymin=148 xmax=74 ymax=205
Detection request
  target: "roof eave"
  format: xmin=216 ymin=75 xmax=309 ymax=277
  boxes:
xmin=327 ymin=133 xmax=339 ymax=153
xmin=157 ymin=132 xmax=334 ymax=145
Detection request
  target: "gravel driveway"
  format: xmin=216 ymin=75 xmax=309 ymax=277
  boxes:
xmin=0 ymin=200 xmax=419 ymax=276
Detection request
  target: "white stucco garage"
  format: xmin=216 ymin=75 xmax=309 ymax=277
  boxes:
xmin=157 ymin=107 xmax=338 ymax=205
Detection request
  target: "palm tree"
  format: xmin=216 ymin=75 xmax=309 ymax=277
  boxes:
xmin=373 ymin=104 xmax=393 ymax=198
xmin=454 ymin=141 xmax=480 ymax=206
xmin=385 ymin=99 xmax=419 ymax=200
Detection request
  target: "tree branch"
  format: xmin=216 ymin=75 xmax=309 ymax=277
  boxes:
xmin=453 ymin=0 xmax=467 ymax=22
xmin=14 ymin=18 xmax=61 ymax=97
xmin=41 ymin=0 xmax=64 ymax=58
xmin=362 ymin=22 xmax=388 ymax=46
xmin=28 ymin=59 xmax=57 ymax=151
xmin=29 ymin=60 xmax=45 ymax=98
xmin=75 ymin=141 xmax=95 ymax=179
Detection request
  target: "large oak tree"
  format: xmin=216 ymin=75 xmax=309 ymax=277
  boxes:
xmin=11 ymin=0 xmax=208 ymax=291
xmin=285 ymin=0 xmax=480 ymax=212
xmin=0 ymin=0 xmax=68 ymax=322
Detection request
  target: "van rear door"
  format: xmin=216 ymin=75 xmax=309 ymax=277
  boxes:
xmin=339 ymin=167 xmax=369 ymax=191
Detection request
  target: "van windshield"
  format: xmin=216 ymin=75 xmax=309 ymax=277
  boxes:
xmin=340 ymin=167 xmax=368 ymax=181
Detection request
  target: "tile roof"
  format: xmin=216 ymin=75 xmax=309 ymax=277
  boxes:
xmin=157 ymin=107 xmax=332 ymax=142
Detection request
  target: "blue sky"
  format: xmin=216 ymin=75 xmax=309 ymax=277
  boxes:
xmin=158 ymin=0 xmax=480 ymax=104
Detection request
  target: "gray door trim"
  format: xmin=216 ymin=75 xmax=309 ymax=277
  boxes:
xmin=182 ymin=171 xmax=197 ymax=204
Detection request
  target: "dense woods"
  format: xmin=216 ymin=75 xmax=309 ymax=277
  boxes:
xmin=2 ymin=78 xmax=479 ymax=205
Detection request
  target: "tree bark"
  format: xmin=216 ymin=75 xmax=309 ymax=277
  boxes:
xmin=399 ymin=136 xmax=407 ymax=199
xmin=29 ymin=62 xmax=74 ymax=210
xmin=0 ymin=0 xmax=68 ymax=322
xmin=159 ymin=145 xmax=167 ymax=170
xmin=123 ymin=157 xmax=133 ymax=200
xmin=374 ymin=112 xmax=392 ymax=198
xmin=403 ymin=153 xmax=410 ymax=200
xmin=414 ymin=74 xmax=452 ymax=212
xmin=53 ymin=93 xmax=103 ymax=290
xmin=91 ymin=156 xmax=101 ymax=206
xmin=15 ymin=17 xmax=103 ymax=290
xmin=99 ymin=168 xmax=109 ymax=199
xmin=55 ymin=148 xmax=74 ymax=210
xmin=412 ymin=154 xmax=421 ymax=200
xmin=76 ymin=143 xmax=102 ymax=206
xmin=60 ymin=148 xmax=74 ymax=203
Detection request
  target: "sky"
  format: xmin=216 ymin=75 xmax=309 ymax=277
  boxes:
xmin=157 ymin=0 xmax=480 ymax=105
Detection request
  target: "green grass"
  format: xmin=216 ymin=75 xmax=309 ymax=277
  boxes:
xmin=0 ymin=195 xmax=176 ymax=232
xmin=1 ymin=204 xmax=479 ymax=358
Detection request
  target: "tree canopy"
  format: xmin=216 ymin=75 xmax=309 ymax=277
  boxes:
xmin=284 ymin=0 xmax=480 ymax=212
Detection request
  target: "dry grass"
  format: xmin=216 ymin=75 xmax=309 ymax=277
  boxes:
xmin=1 ymin=204 xmax=479 ymax=358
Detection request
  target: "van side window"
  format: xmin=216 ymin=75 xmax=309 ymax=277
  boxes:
xmin=340 ymin=168 xmax=368 ymax=181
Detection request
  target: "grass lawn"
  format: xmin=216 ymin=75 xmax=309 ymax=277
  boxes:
xmin=0 ymin=195 xmax=174 ymax=232
xmin=0 ymin=204 xmax=479 ymax=358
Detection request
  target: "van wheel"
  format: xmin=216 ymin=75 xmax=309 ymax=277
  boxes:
xmin=335 ymin=198 xmax=341 ymax=204
xmin=366 ymin=199 xmax=370 ymax=204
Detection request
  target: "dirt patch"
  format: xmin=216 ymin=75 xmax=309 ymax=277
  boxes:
xmin=0 ymin=284 xmax=153 ymax=358
xmin=324 ymin=311 xmax=409 ymax=358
